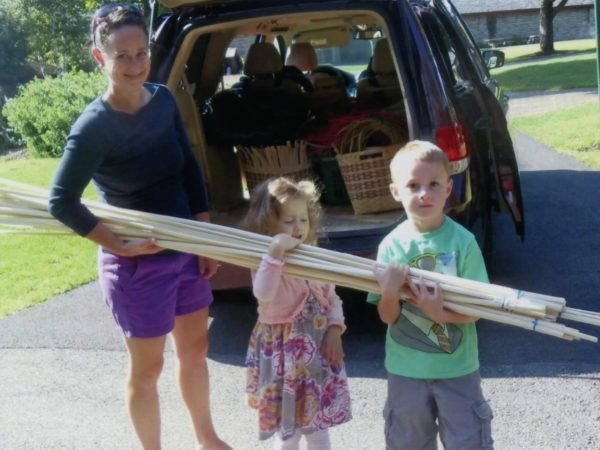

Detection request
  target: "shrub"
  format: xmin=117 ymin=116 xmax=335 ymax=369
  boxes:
xmin=0 ymin=87 xmax=22 ymax=150
xmin=2 ymin=71 xmax=106 ymax=157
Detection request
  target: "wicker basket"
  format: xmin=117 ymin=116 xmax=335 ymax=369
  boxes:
xmin=237 ymin=142 xmax=314 ymax=193
xmin=336 ymin=145 xmax=402 ymax=214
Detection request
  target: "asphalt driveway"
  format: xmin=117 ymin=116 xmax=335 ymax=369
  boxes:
xmin=2 ymin=90 xmax=600 ymax=449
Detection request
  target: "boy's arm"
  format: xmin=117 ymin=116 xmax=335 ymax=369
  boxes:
xmin=378 ymin=292 xmax=403 ymax=324
xmin=375 ymin=264 xmax=410 ymax=324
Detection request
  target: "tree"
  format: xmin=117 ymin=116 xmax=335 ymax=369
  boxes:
xmin=0 ymin=5 xmax=30 ymax=84
xmin=14 ymin=0 xmax=93 ymax=74
xmin=3 ymin=1 xmax=151 ymax=77
xmin=540 ymin=0 xmax=569 ymax=54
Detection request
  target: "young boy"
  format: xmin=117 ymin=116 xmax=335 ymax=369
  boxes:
xmin=368 ymin=140 xmax=494 ymax=450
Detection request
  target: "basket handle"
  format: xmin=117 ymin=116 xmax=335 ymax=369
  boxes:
xmin=359 ymin=151 xmax=383 ymax=161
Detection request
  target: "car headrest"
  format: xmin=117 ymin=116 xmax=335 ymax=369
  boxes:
xmin=244 ymin=42 xmax=283 ymax=76
xmin=285 ymin=42 xmax=318 ymax=72
xmin=372 ymin=38 xmax=395 ymax=75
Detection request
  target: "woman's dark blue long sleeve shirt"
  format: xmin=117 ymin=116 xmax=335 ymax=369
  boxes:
xmin=49 ymin=83 xmax=209 ymax=236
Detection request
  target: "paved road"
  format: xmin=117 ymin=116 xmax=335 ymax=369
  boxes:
xmin=2 ymin=133 xmax=600 ymax=448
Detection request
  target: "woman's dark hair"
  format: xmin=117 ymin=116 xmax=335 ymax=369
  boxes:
xmin=92 ymin=3 xmax=147 ymax=50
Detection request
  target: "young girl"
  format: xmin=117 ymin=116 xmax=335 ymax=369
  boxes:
xmin=242 ymin=177 xmax=352 ymax=450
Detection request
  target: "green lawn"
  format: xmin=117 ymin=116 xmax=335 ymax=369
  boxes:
xmin=0 ymin=158 xmax=98 ymax=318
xmin=512 ymin=102 xmax=600 ymax=168
xmin=491 ymin=53 xmax=598 ymax=92
xmin=499 ymin=38 xmax=597 ymax=62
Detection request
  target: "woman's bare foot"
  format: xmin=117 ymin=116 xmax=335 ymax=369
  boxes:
xmin=200 ymin=439 xmax=233 ymax=450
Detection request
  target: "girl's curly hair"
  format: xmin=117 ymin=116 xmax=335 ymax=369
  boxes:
xmin=241 ymin=177 xmax=322 ymax=245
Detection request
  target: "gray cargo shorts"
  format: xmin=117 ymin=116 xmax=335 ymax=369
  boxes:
xmin=384 ymin=370 xmax=493 ymax=450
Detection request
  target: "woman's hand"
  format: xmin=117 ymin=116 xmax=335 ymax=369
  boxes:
xmin=268 ymin=233 xmax=301 ymax=260
xmin=320 ymin=325 xmax=344 ymax=366
xmin=109 ymin=238 xmax=163 ymax=256
xmin=198 ymin=256 xmax=219 ymax=279
xmin=87 ymin=224 xmax=163 ymax=256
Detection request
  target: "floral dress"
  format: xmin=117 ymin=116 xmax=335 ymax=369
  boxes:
xmin=246 ymin=294 xmax=352 ymax=440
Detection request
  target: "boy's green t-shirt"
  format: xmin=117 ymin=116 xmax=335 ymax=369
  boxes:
xmin=367 ymin=217 xmax=489 ymax=379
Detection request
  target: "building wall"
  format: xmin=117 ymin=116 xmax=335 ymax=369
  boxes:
xmin=463 ymin=8 xmax=596 ymax=45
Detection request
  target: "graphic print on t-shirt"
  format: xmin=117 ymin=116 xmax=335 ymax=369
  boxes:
xmin=389 ymin=251 xmax=463 ymax=354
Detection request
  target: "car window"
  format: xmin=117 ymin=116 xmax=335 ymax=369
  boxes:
xmin=313 ymin=35 xmax=373 ymax=80
xmin=420 ymin=12 xmax=468 ymax=88
xmin=435 ymin=0 xmax=489 ymax=82
xmin=220 ymin=35 xmax=256 ymax=90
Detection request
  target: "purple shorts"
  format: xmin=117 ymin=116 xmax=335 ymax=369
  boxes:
xmin=98 ymin=250 xmax=213 ymax=338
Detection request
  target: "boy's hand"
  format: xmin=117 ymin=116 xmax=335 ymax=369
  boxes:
xmin=374 ymin=264 xmax=410 ymax=324
xmin=406 ymin=277 xmax=445 ymax=323
xmin=268 ymin=233 xmax=302 ymax=260
xmin=375 ymin=264 xmax=410 ymax=302
xmin=320 ymin=325 xmax=344 ymax=366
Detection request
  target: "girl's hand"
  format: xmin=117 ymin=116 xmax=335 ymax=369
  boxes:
xmin=268 ymin=233 xmax=302 ymax=260
xmin=114 ymin=238 xmax=163 ymax=256
xmin=198 ymin=256 xmax=219 ymax=279
xmin=375 ymin=264 xmax=410 ymax=302
xmin=406 ymin=277 xmax=445 ymax=322
xmin=320 ymin=325 xmax=344 ymax=366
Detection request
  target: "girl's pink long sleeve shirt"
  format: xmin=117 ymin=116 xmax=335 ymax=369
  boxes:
xmin=252 ymin=255 xmax=346 ymax=331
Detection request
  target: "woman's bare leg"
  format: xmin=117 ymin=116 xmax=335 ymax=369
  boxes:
xmin=171 ymin=308 xmax=231 ymax=450
xmin=124 ymin=335 xmax=167 ymax=450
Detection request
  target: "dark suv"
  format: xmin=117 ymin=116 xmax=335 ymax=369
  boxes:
xmin=147 ymin=0 xmax=524 ymax=289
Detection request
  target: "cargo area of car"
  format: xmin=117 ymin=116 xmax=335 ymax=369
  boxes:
xmin=166 ymin=9 xmax=412 ymax=246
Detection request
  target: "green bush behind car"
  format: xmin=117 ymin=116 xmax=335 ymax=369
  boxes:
xmin=2 ymin=71 xmax=105 ymax=157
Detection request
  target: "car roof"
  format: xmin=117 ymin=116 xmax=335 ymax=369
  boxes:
xmin=158 ymin=0 xmax=388 ymax=9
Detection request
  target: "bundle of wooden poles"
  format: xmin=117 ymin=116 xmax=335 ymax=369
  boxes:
xmin=1 ymin=177 xmax=599 ymax=343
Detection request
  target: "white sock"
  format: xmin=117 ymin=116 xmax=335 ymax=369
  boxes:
xmin=273 ymin=430 xmax=301 ymax=450
xmin=305 ymin=429 xmax=331 ymax=450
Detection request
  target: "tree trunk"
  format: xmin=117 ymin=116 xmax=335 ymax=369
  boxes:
xmin=540 ymin=0 xmax=569 ymax=54
xmin=540 ymin=0 xmax=555 ymax=54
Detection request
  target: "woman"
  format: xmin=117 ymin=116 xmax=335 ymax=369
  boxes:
xmin=48 ymin=4 xmax=230 ymax=449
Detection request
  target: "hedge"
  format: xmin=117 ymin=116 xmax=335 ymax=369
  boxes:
xmin=2 ymin=71 xmax=106 ymax=157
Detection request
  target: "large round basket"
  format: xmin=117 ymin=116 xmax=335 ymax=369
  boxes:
xmin=336 ymin=145 xmax=402 ymax=215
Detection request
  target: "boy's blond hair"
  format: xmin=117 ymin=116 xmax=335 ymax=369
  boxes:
xmin=241 ymin=177 xmax=322 ymax=245
xmin=390 ymin=140 xmax=451 ymax=182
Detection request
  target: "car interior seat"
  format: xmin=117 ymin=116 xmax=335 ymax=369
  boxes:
xmin=356 ymin=38 xmax=403 ymax=108
xmin=203 ymin=42 xmax=310 ymax=145
xmin=285 ymin=42 xmax=349 ymax=113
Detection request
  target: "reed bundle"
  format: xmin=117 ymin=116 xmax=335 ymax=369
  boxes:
xmin=1 ymin=177 xmax=598 ymax=343
xmin=236 ymin=141 xmax=313 ymax=192
xmin=237 ymin=141 xmax=310 ymax=174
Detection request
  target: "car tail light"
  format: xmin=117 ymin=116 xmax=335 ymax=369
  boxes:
xmin=435 ymin=124 xmax=469 ymax=162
